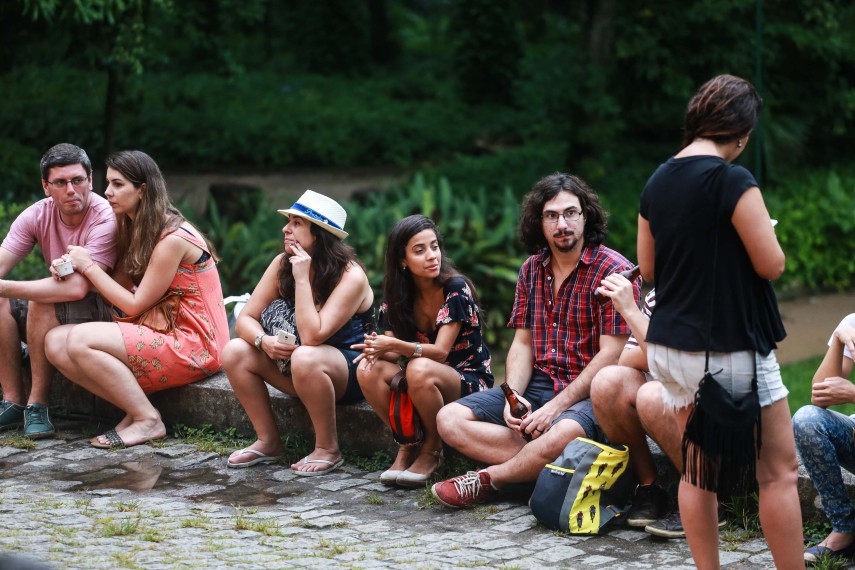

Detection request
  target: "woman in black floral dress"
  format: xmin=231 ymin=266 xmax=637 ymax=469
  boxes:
xmin=355 ymin=215 xmax=494 ymax=487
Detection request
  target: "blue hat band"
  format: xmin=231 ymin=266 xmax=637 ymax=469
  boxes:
xmin=289 ymin=203 xmax=344 ymax=231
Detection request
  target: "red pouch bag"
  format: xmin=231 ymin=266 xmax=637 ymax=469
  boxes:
xmin=389 ymin=370 xmax=424 ymax=445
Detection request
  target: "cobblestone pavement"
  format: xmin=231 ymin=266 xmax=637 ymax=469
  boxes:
xmin=0 ymin=422 xmax=794 ymax=569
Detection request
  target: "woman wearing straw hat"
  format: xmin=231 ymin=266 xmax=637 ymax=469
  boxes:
xmin=222 ymin=190 xmax=375 ymax=475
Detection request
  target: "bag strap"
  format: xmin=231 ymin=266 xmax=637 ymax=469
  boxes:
xmin=389 ymin=369 xmax=407 ymax=392
xmin=704 ymin=167 xmax=726 ymax=374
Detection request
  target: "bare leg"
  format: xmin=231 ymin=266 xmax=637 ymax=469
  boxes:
xmin=592 ymin=365 xmax=658 ymax=484
xmin=636 ymin=380 xmax=682 ymax=468
xmin=755 ymin=398 xmax=806 ymax=570
xmin=58 ymin=322 xmax=165 ymax=446
xmin=437 ymin=402 xmax=526 ymax=465
xmin=675 ymin=406 xmax=720 ymax=569
xmin=25 ymin=301 xmax=60 ymax=405
xmin=403 ymin=358 xmax=462 ymax=475
xmin=222 ymin=338 xmax=288 ymax=464
xmin=0 ymin=298 xmax=24 ymax=404
xmin=357 ymin=359 xmax=418 ymax=471
xmin=289 ymin=345 xmax=350 ymax=473
xmin=488 ymin=419 xmax=587 ymax=486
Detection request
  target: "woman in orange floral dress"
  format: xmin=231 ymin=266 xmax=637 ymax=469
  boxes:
xmin=46 ymin=150 xmax=228 ymax=448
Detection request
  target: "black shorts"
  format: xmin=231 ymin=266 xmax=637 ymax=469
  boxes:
xmin=10 ymin=293 xmax=112 ymax=338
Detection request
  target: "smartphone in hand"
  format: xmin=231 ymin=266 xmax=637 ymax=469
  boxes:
xmin=276 ymin=330 xmax=297 ymax=345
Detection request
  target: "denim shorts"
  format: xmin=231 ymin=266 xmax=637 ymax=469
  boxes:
xmin=336 ymin=347 xmax=365 ymax=404
xmin=455 ymin=370 xmax=605 ymax=441
xmin=647 ymin=344 xmax=789 ymax=411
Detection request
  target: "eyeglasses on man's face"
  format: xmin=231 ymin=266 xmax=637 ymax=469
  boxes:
xmin=46 ymin=176 xmax=89 ymax=190
xmin=542 ymin=208 xmax=582 ymax=225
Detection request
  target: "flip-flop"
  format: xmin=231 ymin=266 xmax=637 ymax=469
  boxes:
xmin=227 ymin=448 xmax=281 ymax=469
xmin=291 ymin=456 xmax=344 ymax=477
xmin=90 ymin=429 xmax=125 ymax=449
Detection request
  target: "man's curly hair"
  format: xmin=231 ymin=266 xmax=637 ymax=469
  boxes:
xmin=518 ymin=172 xmax=608 ymax=254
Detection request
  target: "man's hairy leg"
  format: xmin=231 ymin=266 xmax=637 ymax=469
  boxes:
xmin=437 ymin=402 xmax=526 ymax=465
xmin=26 ymin=301 xmax=60 ymax=405
xmin=487 ymin=419 xmax=586 ymax=486
xmin=0 ymin=298 xmax=24 ymax=403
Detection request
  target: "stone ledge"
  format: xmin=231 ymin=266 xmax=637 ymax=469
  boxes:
xmin=49 ymin=370 xmax=397 ymax=457
xmin=47 ymin=369 xmax=849 ymax=521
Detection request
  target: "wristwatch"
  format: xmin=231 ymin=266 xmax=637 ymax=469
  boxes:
xmin=412 ymin=342 xmax=423 ymax=358
xmin=254 ymin=333 xmax=265 ymax=351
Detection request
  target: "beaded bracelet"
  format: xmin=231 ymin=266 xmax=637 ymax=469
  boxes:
xmin=80 ymin=262 xmax=96 ymax=274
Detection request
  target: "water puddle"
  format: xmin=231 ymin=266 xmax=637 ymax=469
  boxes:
xmin=0 ymin=459 xmax=302 ymax=507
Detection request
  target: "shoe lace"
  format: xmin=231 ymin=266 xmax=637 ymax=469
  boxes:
xmin=452 ymin=471 xmax=484 ymax=500
xmin=27 ymin=406 xmax=47 ymax=424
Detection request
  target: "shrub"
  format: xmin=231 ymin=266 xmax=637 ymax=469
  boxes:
xmin=185 ymin=197 xmax=284 ymax=296
xmin=346 ymin=174 xmax=526 ymax=351
xmin=768 ymin=168 xmax=855 ymax=294
xmin=0 ymin=202 xmax=48 ymax=281
xmin=0 ymin=138 xmax=42 ymax=203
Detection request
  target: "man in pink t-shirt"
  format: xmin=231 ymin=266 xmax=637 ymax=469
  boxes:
xmin=0 ymin=143 xmax=117 ymax=438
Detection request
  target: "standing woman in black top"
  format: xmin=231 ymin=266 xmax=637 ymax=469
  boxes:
xmin=637 ymin=75 xmax=803 ymax=569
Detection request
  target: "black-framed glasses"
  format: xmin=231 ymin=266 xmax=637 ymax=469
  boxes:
xmin=542 ymin=208 xmax=582 ymax=224
xmin=46 ymin=176 xmax=89 ymax=190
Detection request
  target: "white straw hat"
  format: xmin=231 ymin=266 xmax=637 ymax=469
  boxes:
xmin=278 ymin=190 xmax=348 ymax=239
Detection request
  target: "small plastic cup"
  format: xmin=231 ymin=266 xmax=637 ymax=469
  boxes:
xmin=54 ymin=260 xmax=74 ymax=277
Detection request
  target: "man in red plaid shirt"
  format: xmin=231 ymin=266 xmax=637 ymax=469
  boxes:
xmin=432 ymin=172 xmax=639 ymax=508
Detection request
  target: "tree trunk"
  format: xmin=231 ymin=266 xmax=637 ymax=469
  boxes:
xmin=584 ymin=0 xmax=615 ymax=65
xmin=103 ymin=66 xmax=119 ymax=166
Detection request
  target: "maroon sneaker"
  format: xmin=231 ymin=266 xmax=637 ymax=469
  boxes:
xmin=431 ymin=470 xmax=497 ymax=508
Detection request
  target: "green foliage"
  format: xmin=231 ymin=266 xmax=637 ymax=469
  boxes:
xmin=0 ymin=201 xmax=48 ymax=281
xmin=347 ymin=450 xmax=392 ymax=472
xmin=170 ymin=423 xmax=252 ymax=456
xmin=99 ymin=70 xmax=477 ymax=169
xmin=0 ymin=138 xmax=41 ymax=202
xmin=283 ymin=0 xmax=371 ymax=74
xmin=768 ymin=168 xmax=855 ymax=293
xmin=187 ymin=198 xmax=284 ymax=295
xmin=781 ymin=355 xmax=855 ymax=416
xmin=450 ymin=0 xmax=522 ymax=105
xmin=346 ymin=174 xmax=527 ymax=350
xmin=721 ymin=492 xmax=761 ymax=536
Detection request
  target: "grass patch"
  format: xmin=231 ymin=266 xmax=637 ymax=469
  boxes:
xmin=110 ymin=552 xmax=142 ymax=570
xmin=804 ymin=518 xmax=833 ymax=542
xmin=142 ymin=531 xmax=165 ymax=543
xmin=181 ymin=516 xmax=211 ymax=529
xmin=115 ymin=500 xmax=140 ymax=512
xmin=721 ymin=492 xmax=761 ymax=537
xmin=171 ymin=424 xmax=253 ymax=456
xmin=417 ymin=486 xmax=439 ymax=510
xmin=366 ymin=494 xmax=386 ymax=505
xmin=235 ymin=515 xmax=280 ymax=536
xmin=98 ymin=516 xmax=141 ymax=538
xmin=781 ymin=356 xmax=855 ymax=415
xmin=0 ymin=434 xmax=37 ymax=450
xmin=347 ymin=450 xmax=392 ymax=472
xmin=470 ymin=504 xmax=502 ymax=522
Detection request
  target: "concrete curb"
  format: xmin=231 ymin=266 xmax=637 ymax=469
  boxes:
xmin=47 ymin=370 xmax=851 ymax=522
xmin=50 ymin=370 xmax=398 ymax=457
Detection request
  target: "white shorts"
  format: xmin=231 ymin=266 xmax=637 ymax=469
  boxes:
xmin=647 ymin=344 xmax=789 ymax=411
